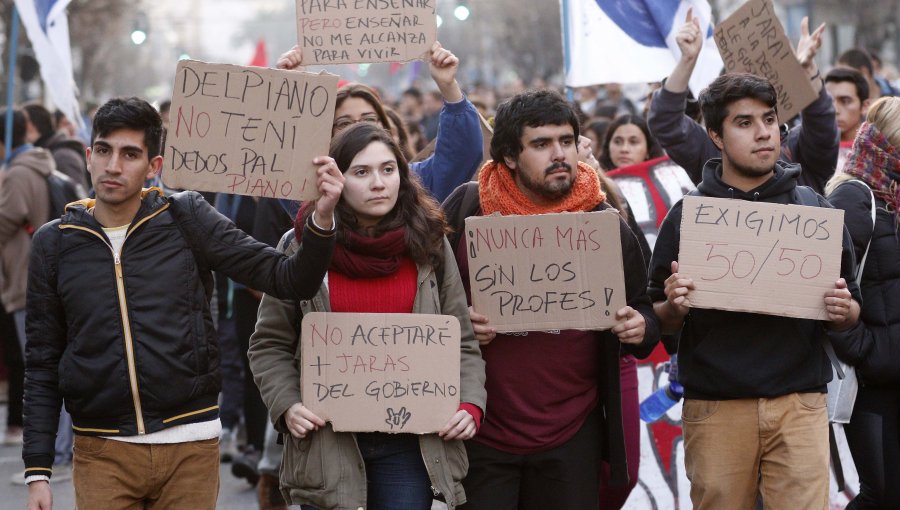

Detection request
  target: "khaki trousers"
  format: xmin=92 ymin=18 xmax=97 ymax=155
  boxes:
xmin=73 ymin=436 xmax=220 ymax=510
xmin=682 ymin=392 xmax=829 ymax=510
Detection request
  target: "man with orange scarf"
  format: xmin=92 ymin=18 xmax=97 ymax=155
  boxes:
xmin=442 ymin=89 xmax=659 ymax=509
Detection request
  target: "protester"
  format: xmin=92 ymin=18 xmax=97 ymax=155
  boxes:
xmin=583 ymin=119 xmax=611 ymax=161
xmin=442 ymin=89 xmax=659 ymax=509
xmin=824 ymin=96 xmax=900 ymax=509
xmin=648 ymin=73 xmax=861 ymax=510
xmin=648 ymin=12 xmax=839 ymax=192
xmin=0 ymin=107 xmax=78 ymax=485
xmin=825 ymin=68 xmax=871 ymax=143
xmin=23 ymin=103 xmax=89 ymax=191
xmin=837 ymin=48 xmax=885 ymax=102
xmin=600 ymin=114 xmax=665 ymax=172
xmin=22 ymin=97 xmax=341 ymax=510
xmin=592 ymin=113 xmax=662 ymax=509
xmin=276 ymin=41 xmax=483 ymax=203
xmin=248 ymin=123 xmax=486 ymax=509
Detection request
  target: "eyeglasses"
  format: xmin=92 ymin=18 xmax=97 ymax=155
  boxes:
xmin=333 ymin=114 xmax=381 ymax=133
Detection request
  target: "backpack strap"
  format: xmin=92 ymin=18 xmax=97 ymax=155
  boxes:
xmin=445 ymin=181 xmax=480 ymax=252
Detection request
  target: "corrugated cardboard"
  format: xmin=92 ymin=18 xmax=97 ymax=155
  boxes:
xmin=679 ymin=195 xmax=844 ymax=320
xmin=163 ymin=60 xmax=338 ymax=201
xmin=464 ymin=211 xmax=626 ymax=333
xmin=295 ymin=0 xmax=436 ymax=65
xmin=714 ymin=0 xmax=817 ymax=121
xmin=300 ymin=312 xmax=460 ymax=433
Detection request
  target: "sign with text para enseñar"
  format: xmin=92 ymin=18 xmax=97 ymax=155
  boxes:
xmin=163 ymin=60 xmax=338 ymax=201
xmin=465 ymin=211 xmax=626 ymax=333
xmin=301 ymin=312 xmax=460 ymax=433
xmin=714 ymin=0 xmax=817 ymax=122
xmin=296 ymin=0 xmax=436 ymax=65
xmin=678 ymin=195 xmax=844 ymax=320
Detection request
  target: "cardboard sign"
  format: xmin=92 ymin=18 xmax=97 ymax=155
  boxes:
xmin=465 ymin=211 xmax=626 ymax=333
xmin=163 ymin=60 xmax=338 ymax=201
xmin=296 ymin=0 xmax=437 ymax=65
xmin=678 ymin=196 xmax=844 ymax=320
xmin=714 ymin=0 xmax=817 ymax=121
xmin=300 ymin=312 xmax=460 ymax=433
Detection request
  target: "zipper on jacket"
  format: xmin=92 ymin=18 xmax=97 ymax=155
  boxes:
xmin=58 ymin=203 xmax=169 ymax=435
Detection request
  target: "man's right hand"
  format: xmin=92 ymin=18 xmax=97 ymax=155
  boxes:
xmin=27 ymin=480 xmax=52 ymax=510
xmin=283 ymin=403 xmax=326 ymax=439
xmin=468 ymin=307 xmax=497 ymax=346
xmin=663 ymin=260 xmax=694 ymax=317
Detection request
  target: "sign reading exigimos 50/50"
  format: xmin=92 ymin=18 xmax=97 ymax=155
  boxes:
xmin=163 ymin=60 xmax=338 ymax=201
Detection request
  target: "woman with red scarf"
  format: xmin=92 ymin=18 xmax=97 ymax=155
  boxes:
xmin=825 ymin=96 xmax=900 ymax=509
xmin=248 ymin=123 xmax=486 ymax=510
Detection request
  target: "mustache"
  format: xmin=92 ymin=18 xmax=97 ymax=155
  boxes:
xmin=544 ymin=162 xmax=572 ymax=175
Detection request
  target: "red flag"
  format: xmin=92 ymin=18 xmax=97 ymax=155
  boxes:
xmin=249 ymin=39 xmax=268 ymax=67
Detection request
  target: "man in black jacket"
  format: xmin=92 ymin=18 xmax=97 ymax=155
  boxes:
xmin=649 ymin=74 xmax=860 ymax=510
xmin=23 ymin=97 xmax=344 ymax=509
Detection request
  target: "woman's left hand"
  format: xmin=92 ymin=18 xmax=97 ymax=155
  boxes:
xmin=611 ymin=306 xmax=645 ymax=345
xmin=439 ymin=410 xmax=476 ymax=441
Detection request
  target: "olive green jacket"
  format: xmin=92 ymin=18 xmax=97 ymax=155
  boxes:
xmin=249 ymin=232 xmax=487 ymax=510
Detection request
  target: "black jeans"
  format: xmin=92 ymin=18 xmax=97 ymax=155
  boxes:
xmin=460 ymin=407 xmax=601 ymax=510
xmin=844 ymin=384 xmax=900 ymax=509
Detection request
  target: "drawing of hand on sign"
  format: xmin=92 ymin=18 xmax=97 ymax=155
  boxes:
xmin=385 ymin=407 xmax=412 ymax=430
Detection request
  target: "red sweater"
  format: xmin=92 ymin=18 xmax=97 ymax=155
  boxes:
xmin=457 ymin=238 xmax=600 ymax=454
xmin=329 ymin=257 xmax=483 ymax=429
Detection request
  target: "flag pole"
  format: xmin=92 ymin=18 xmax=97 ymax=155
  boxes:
xmin=560 ymin=0 xmax=574 ymax=101
xmin=4 ymin=5 xmax=19 ymax=164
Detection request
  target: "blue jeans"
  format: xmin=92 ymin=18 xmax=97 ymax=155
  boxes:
xmin=301 ymin=433 xmax=432 ymax=510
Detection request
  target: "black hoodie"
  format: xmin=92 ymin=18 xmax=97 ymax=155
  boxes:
xmin=648 ymin=159 xmax=861 ymax=399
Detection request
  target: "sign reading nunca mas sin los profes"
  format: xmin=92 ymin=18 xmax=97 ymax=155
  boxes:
xmin=296 ymin=0 xmax=437 ymax=65
xmin=301 ymin=312 xmax=460 ymax=433
xmin=678 ymin=195 xmax=844 ymax=320
xmin=464 ymin=211 xmax=626 ymax=333
xmin=163 ymin=60 xmax=338 ymax=201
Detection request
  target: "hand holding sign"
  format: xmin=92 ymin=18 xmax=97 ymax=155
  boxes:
xmin=276 ymin=44 xmax=304 ymax=71
xmin=468 ymin=306 xmax=496 ymax=346
xmin=439 ymin=409 xmax=477 ymax=441
xmin=824 ymin=278 xmax=857 ymax=329
xmin=663 ymin=261 xmax=695 ymax=317
xmin=611 ymin=306 xmax=646 ymax=345
xmin=284 ymin=402 xmax=326 ymax=439
xmin=313 ymin=156 xmax=344 ymax=230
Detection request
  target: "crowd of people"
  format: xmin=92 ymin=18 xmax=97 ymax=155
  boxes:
xmin=1 ymin=11 xmax=900 ymax=510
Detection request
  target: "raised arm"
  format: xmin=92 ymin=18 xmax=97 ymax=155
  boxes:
xmin=411 ymin=42 xmax=484 ymax=202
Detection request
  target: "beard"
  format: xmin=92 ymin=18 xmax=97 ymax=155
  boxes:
xmin=518 ymin=162 xmax=575 ymax=200
xmin=724 ymin=151 xmax=774 ymax=179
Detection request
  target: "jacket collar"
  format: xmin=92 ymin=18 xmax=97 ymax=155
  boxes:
xmin=62 ymin=187 xmax=168 ymax=229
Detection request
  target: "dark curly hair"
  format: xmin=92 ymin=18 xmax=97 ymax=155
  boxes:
xmin=490 ymin=89 xmax=580 ymax=164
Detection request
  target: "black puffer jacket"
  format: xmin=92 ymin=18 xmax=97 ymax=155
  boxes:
xmin=826 ymin=179 xmax=900 ymax=384
xmin=23 ymin=189 xmax=335 ymax=475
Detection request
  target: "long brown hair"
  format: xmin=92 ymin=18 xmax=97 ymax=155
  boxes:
xmin=304 ymin=123 xmax=450 ymax=271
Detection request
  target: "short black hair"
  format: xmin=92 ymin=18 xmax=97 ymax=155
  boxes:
xmin=0 ymin=107 xmax=28 ymax=149
xmin=158 ymin=99 xmax=172 ymax=115
xmin=825 ymin=68 xmax=870 ymax=102
xmin=402 ymin=87 xmax=423 ymax=101
xmin=837 ymin=48 xmax=874 ymax=77
xmin=491 ymin=89 xmax=580 ymax=163
xmin=699 ymin=73 xmax=778 ymax=137
xmin=23 ymin=103 xmax=54 ymax=138
xmin=91 ymin=97 xmax=163 ymax=159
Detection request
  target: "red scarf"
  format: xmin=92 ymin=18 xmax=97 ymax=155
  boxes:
xmin=294 ymin=207 xmax=408 ymax=278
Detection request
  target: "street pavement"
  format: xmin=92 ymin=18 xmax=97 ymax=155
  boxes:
xmin=0 ymin=403 xmax=259 ymax=509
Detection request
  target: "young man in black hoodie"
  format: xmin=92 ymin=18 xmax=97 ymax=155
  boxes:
xmin=648 ymin=73 xmax=861 ymax=510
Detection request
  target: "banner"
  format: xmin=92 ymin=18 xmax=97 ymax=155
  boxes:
xmin=562 ymin=0 xmax=722 ymax=95
xmin=13 ymin=0 xmax=83 ymax=129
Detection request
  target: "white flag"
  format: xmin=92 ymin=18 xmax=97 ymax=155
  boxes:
xmin=562 ymin=0 xmax=723 ymax=96
xmin=14 ymin=0 xmax=83 ymax=129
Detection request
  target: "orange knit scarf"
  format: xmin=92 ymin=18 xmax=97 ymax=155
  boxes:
xmin=479 ymin=160 xmax=606 ymax=215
